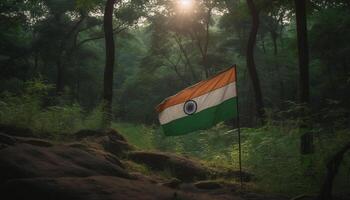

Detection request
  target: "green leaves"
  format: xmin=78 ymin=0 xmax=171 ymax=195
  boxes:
xmin=44 ymin=0 xmax=76 ymax=13
xmin=75 ymin=0 xmax=101 ymax=11
xmin=114 ymin=0 xmax=149 ymax=26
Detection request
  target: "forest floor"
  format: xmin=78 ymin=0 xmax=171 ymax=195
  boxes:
xmin=0 ymin=125 xmax=294 ymax=200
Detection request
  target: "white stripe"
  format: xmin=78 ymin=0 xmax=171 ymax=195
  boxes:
xmin=159 ymin=82 xmax=236 ymax=125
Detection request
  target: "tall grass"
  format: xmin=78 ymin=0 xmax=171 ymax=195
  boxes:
xmin=0 ymin=80 xmax=104 ymax=139
xmin=1 ymin=80 xmax=349 ymax=197
xmin=113 ymin=120 xmax=349 ymax=197
xmin=111 ymin=122 xmax=155 ymax=150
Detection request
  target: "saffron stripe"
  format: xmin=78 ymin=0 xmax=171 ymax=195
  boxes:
xmin=156 ymin=67 xmax=236 ymax=112
xmin=159 ymin=82 xmax=236 ymax=124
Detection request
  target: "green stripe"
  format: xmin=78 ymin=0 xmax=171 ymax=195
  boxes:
xmin=162 ymin=98 xmax=237 ymax=136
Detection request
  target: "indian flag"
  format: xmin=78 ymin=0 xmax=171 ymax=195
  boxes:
xmin=156 ymin=66 xmax=238 ymax=136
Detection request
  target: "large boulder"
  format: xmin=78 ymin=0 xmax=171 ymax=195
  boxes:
xmin=0 ymin=124 xmax=34 ymax=137
xmin=15 ymin=136 xmax=54 ymax=147
xmin=100 ymin=135 xmax=133 ymax=156
xmin=0 ymin=143 xmax=132 ymax=183
xmin=0 ymin=133 xmax=53 ymax=147
xmin=0 ymin=176 xmax=231 ymax=200
xmin=74 ymin=129 xmax=127 ymax=142
xmin=194 ymin=180 xmax=223 ymax=190
xmin=0 ymin=133 xmax=16 ymax=145
xmin=75 ymin=129 xmax=133 ymax=156
xmin=161 ymin=178 xmax=182 ymax=189
xmin=128 ymin=151 xmax=208 ymax=181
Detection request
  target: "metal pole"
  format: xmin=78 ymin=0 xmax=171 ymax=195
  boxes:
xmin=233 ymin=65 xmax=243 ymax=190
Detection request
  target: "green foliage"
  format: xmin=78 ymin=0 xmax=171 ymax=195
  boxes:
xmin=115 ymin=0 xmax=149 ymax=26
xmin=32 ymin=104 xmax=84 ymax=137
xmin=123 ymin=160 xmax=174 ymax=180
xmin=75 ymin=0 xmax=101 ymax=11
xmin=0 ymin=80 xmax=104 ymax=139
xmin=1 ymin=0 xmax=350 ymax=197
xmin=113 ymin=120 xmax=350 ymax=196
xmin=112 ymin=122 xmax=155 ymax=150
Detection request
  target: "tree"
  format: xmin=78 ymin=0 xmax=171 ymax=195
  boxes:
xmin=294 ymin=0 xmax=313 ymax=154
xmin=246 ymin=0 xmax=265 ymax=120
xmin=259 ymin=2 xmax=289 ymax=107
xmin=103 ymin=0 xmax=117 ymax=126
xmin=294 ymin=0 xmax=310 ymax=104
xmin=55 ymin=14 xmax=85 ymax=95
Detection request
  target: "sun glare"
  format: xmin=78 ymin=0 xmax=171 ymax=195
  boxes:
xmin=178 ymin=0 xmax=192 ymax=11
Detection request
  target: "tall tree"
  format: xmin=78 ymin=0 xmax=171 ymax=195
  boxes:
xmin=56 ymin=14 xmax=85 ymax=95
xmin=246 ymin=0 xmax=264 ymax=120
xmin=295 ymin=0 xmax=310 ymax=104
xmin=103 ymin=0 xmax=117 ymax=126
xmin=294 ymin=0 xmax=312 ymax=154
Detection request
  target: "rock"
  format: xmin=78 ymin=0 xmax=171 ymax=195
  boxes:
xmin=0 ymin=133 xmax=53 ymax=147
xmin=0 ymin=124 xmax=34 ymax=137
xmin=88 ymin=148 xmax=125 ymax=169
xmin=0 ymin=176 xmax=225 ymax=200
xmin=74 ymin=129 xmax=102 ymax=139
xmin=241 ymin=192 xmax=289 ymax=200
xmin=0 ymin=133 xmax=16 ymax=145
xmin=101 ymin=135 xmax=134 ymax=156
xmin=194 ymin=180 xmax=223 ymax=190
xmin=74 ymin=129 xmax=133 ymax=156
xmin=105 ymin=128 xmax=127 ymax=142
xmin=161 ymin=178 xmax=182 ymax=189
xmin=0 ymin=143 xmax=8 ymax=150
xmin=290 ymin=194 xmax=316 ymax=200
xmin=66 ymin=142 xmax=125 ymax=169
xmin=130 ymin=172 xmax=164 ymax=184
xmin=104 ymin=153 xmax=125 ymax=168
xmin=67 ymin=142 xmax=89 ymax=150
xmin=15 ymin=137 xmax=53 ymax=147
xmin=74 ymin=128 xmax=127 ymax=142
xmin=0 ymin=143 xmax=132 ymax=184
xmin=128 ymin=151 xmax=208 ymax=181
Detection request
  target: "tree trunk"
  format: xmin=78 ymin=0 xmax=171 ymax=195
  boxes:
xmin=246 ymin=0 xmax=264 ymax=120
xmin=294 ymin=0 xmax=310 ymax=104
xmin=319 ymin=143 xmax=350 ymax=200
xmin=174 ymin=35 xmax=197 ymax=82
xmin=202 ymin=8 xmax=211 ymax=78
xmin=342 ymin=59 xmax=348 ymax=75
xmin=294 ymin=0 xmax=312 ymax=154
xmin=260 ymin=34 xmax=266 ymax=53
xmin=271 ymin=31 xmax=278 ymax=55
xmin=55 ymin=15 xmax=85 ymax=96
xmin=56 ymin=53 xmax=64 ymax=94
xmin=33 ymin=50 xmax=39 ymax=76
xmin=271 ymin=31 xmax=285 ymax=108
xmin=103 ymin=0 xmax=116 ymax=127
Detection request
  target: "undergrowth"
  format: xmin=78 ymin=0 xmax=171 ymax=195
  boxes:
xmin=0 ymin=80 xmax=349 ymax=197
xmin=0 ymin=80 xmax=104 ymax=139
xmin=113 ymin=113 xmax=349 ymax=197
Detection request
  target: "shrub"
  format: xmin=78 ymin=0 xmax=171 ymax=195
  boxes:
xmin=0 ymin=80 xmax=104 ymax=139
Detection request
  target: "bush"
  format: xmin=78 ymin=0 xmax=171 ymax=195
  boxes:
xmin=114 ymin=119 xmax=350 ymax=197
xmin=0 ymin=80 xmax=104 ymax=139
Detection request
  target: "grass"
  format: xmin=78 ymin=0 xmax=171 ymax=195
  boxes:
xmin=0 ymin=81 xmax=349 ymax=197
xmin=0 ymin=81 xmax=104 ymax=139
xmin=112 ymin=122 xmax=155 ymax=150
xmin=123 ymin=160 xmax=175 ymax=180
xmin=111 ymin=121 xmax=350 ymax=197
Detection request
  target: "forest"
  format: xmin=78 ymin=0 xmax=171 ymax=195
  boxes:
xmin=0 ymin=0 xmax=349 ymax=200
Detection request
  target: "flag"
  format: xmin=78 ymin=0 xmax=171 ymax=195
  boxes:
xmin=156 ymin=66 xmax=238 ymax=136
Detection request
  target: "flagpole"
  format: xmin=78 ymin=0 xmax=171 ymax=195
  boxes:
xmin=233 ymin=65 xmax=243 ymax=190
